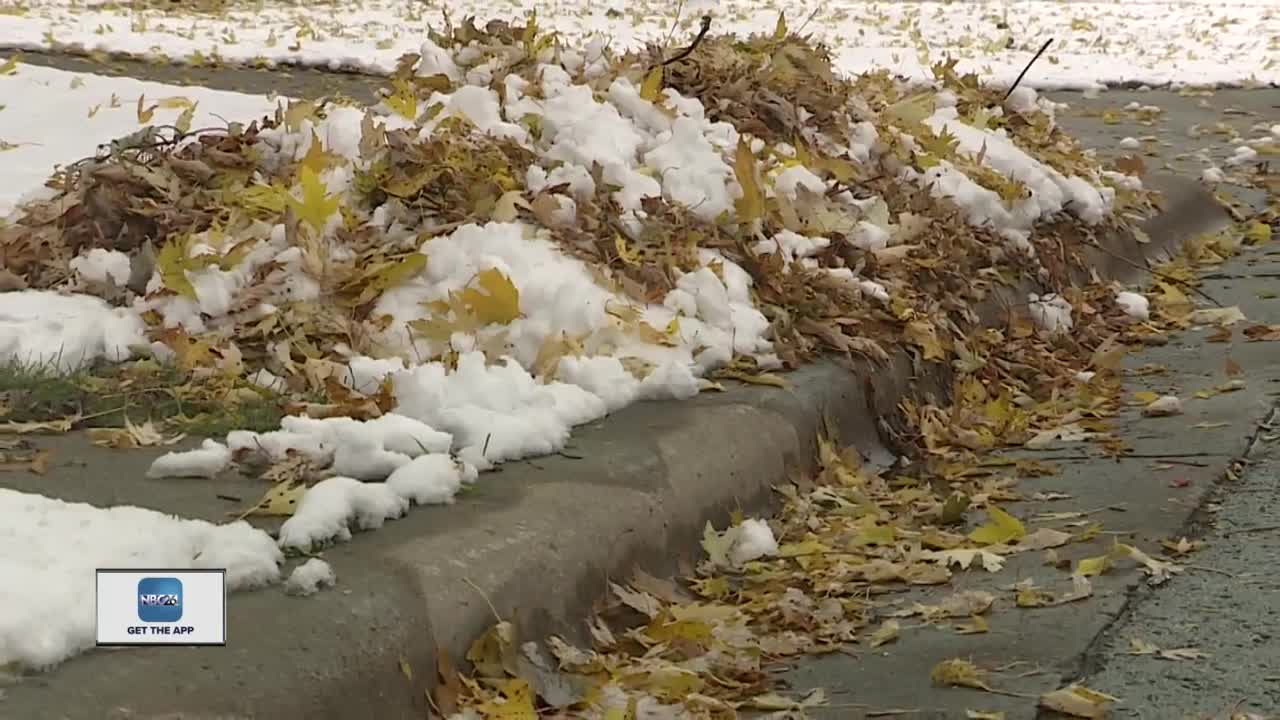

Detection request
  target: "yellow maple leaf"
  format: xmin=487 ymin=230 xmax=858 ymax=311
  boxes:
xmin=640 ymin=65 xmax=664 ymax=102
xmin=869 ymin=619 xmax=900 ymax=648
xmin=385 ymin=77 xmax=418 ymax=120
xmin=0 ymin=53 xmax=20 ymax=75
xmin=459 ymin=268 xmax=521 ymax=325
xmin=930 ymin=658 xmax=994 ymax=691
xmin=156 ymin=236 xmax=197 ymax=299
xmin=1039 ymin=684 xmax=1117 ymax=719
xmin=136 ymin=94 xmax=158 ymax=124
xmin=299 ymin=129 xmax=339 ymax=175
xmin=286 ymin=166 xmax=341 ymax=232
xmin=968 ymin=506 xmax=1025 ymax=545
xmin=281 ymin=99 xmax=317 ymax=132
xmin=773 ymin=11 xmax=789 ymax=39
xmin=885 ymin=91 xmax=936 ymax=126
xmin=1075 ymin=553 xmax=1113 ymax=577
xmin=733 ymin=138 xmax=765 ymax=223
xmin=904 ymin=320 xmax=946 ymax=360
xmin=476 ymin=679 xmax=537 ymax=719
xmin=174 ymin=102 xmax=198 ymax=133
xmin=239 ymin=480 xmax=306 ymax=518
xmin=342 ymin=253 xmax=427 ymax=307
xmin=1243 ymin=220 xmax=1272 ymax=245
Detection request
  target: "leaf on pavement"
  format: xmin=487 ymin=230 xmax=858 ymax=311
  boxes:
xmin=969 ymin=506 xmax=1025 ymax=545
xmin=240 ymin=480 xmax=307 ymax=518
xmin=868 ymin=619 xmax=900 ymax=647
xmin=930 ymin=658 xmax=995 ymax=692
xmin=1015 ymin=527 xmax=1072 ymax=552
xmin=1075 ymin=553 xmax=1114 ymax=577
xmin=475 ymin=678 xmax=537 ymax=720
xmin=0 ymin=417 xmax=76 ymax=434
xmin=1038 ymin=685 xmax=1118 ymax=719
xmin=925 ymin=548 xmax=1006 ymax=573
xmin=748 ymin=688 xmax=827 ymax=711
xmin=609 ymin=582 xmax=662 ymax=619
xmin=467 ymin=620 xmax=519 ymax=679
xmin=0 ymin=448 xmax=52 ymax=475
xmin=1116 ymin=543 xmax=1183 ymax=585
xmin=1187 ymin=306 xmax=1246 ymax=326
xmin=711 ymin=368 xmax=790 ymax=388
xmin=955 ymin=614 xmax=989 ymax=635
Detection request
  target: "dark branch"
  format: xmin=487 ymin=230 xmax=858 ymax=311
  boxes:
xmin=1003 ymin=38 xmax=1054 ymax=101
xmin=661 ymin=15 xmax=712 ymax=66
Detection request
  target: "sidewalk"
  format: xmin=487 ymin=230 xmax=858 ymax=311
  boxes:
xmin=772 ymin=230 xmax=1280 ymax=719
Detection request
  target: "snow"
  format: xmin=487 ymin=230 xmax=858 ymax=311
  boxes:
xmin=385 ymin=454 xmax=468 ymax=506
xmin=0 ymin=61 xmax=281 ymax=218
xmin=269 ymin=437 xmax=476 ymax=550
xmin=1143 ymin=395 xmax=1184 ymax=417
xmin=277 ymin=476 xmax=408 ymax=550
xmin=923 ymin=106 xmax=1113 ymax=234
xmin=284 ymin=558 xmax=336 ymax=596
xmin=0 ymin=487 xmax=281 ymax=670
xmin=69 ymin=249 xmax=131 ymax=287
xmin=729 ymin=519 xmax=779 ymax=566
xmin=1201 ymin=167 xmax=1226 ymax=184
xmin=1028 ymin=293 xmax=1074 ymax=336
xmin=1225 ymin=146 xmax=1259 ymax=167
xmin=0 ymin=290 xmax=147 ymax=371
xmin=145 ymin=438 xmax=233 ymax=479
xmin=0 ymin=1 xmax=1274 ymax=89
xmin=1115 ymin=291 xmax=1150 ymax=321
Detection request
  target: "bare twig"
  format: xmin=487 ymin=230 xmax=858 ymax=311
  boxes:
xmin=462 ymin=577 xmax=503 ymax=623
xmin=796 ymin=7 xmax=821 ymax=36
xmin=1186 ymin=564 xmax=1237 ymax=578
xmin=1222 ymin=524 xmax=1280 ymax=537
xmin=661 ymin=0 xmax=687 ymax=56
xmin=1003 ymin=38 xmax=1054 ymax=102
xmin=661 ymin=15 xmax=712 ymax=67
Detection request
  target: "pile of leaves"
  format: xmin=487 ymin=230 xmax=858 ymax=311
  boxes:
xmin=437 ymin=214 xmax=1278 ymax=717
xmin=0 ymin=12 xmax=1168 ymax=434
xmin=435 ymin=427 xmax=1174 ymax=719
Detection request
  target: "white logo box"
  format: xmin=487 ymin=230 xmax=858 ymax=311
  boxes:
xmin=96 ymin=569 xmax=227 ymax=646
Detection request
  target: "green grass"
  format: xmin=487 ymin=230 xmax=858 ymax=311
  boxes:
xmin=0 ymin=357 xmax=287 ymax=436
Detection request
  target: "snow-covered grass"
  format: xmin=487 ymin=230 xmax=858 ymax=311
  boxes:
xmin=0 ymin=488 xmax=281 ymax=669
xmin=0 ymin=62 xmax=281 ymax=218
xmin=0 ymin=290 xmax=146 ymax=371
xmin=0 ymin=0 xmax=1275 ymax=88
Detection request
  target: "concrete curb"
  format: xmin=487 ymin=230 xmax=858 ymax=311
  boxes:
xmin=2 ymin=175 xmax=1230 ymax=720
